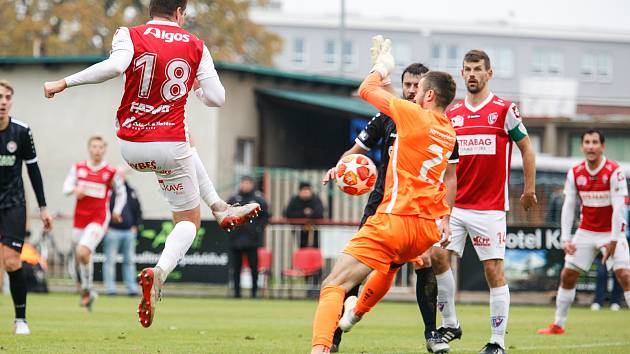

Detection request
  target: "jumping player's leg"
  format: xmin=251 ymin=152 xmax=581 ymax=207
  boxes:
xmin=311 ymin=253 xmax=372 ymax=354
xmin=190 ymin=147 xmax=260 ymax=231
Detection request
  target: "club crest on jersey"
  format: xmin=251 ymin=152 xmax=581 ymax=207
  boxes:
xmin=512 ymin=105 xmax=521 ymax=118
xmin=491 ymin=316 xmax=505 ymax=328
xmin=102 ymin=172 xmax=111 ymax=181
xmin=451 ymin=115 xmax=464 ymax=127
xmin=602 ymin=174 xmax=609 ymax=184
xmin=6 ymin=141 xmax=17 ymax=153
xmin=576 ymin=175 xmax=588 ymax=186
xmin=77 ymin=168 xmax=88 ymax=178
xmin=487 ymin=112 xmax=498 ymax=125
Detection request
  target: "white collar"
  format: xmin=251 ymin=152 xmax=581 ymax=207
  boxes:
xmin=464 ymin=91 xmax=494 ymax=112
xmin=87 ymin=160 xmax=107 ymax=171
xmin=585 ymin=156 xmax=607 ymax=176
xmin=147 ymin=20 xmax=180 ymax=27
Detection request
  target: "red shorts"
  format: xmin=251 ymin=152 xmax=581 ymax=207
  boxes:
xmin=343 ymin=213 xmax=440 ymax=274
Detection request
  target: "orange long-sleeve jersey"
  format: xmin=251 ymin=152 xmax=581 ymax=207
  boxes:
xmin=358 ymin=73 xmax=456 ymax=219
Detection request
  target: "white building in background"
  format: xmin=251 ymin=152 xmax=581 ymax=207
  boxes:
xmin=250 ymin=6 xmax=630 ymax=160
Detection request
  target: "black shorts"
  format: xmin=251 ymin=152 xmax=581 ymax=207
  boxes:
xmin=0 ymin=206 xmax=27 ymax=253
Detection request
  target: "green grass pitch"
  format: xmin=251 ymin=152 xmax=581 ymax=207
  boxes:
xmin=0 ymin=293 xmax=628 ymax=353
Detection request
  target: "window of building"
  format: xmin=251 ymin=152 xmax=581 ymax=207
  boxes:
xmin=580 ymin=54 xmax=612 ymax=82
xmin=532 ymin=49 xmax=564 ymax=75
xmin=393 ymin=42 xmax=412 ymax=72
xmin=482 ymin=48 xmax=514 ymax=78
xmin=291 ymin=38 xmax=307 ymax=67
xmin=324 ymin=39 xmax=337 ymax=66
xmin=447 ymin=45 xmax=459 ymax=70
xmin=235 ymin=138 xmax=255 ymax=176
xmin=430 ymin=44 xmax=442 ymax=69
xmin=342 ymin=40 xmax=356 ymax=71
xmin=580 ymin=54 xmax=595 ymax=81
xmin=596 ymin=55 xmax=612 ymax=82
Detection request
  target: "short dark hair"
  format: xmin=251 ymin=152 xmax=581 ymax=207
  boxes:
xmin=149 ymin=0 xmax=188 ymax=18
xmin=401 ymin=63 xmax=429 ymax=83
xmin=87 ymin=135 xmax=107 ymax=147
xmin=463 ymin=49 xmax=491 ymax=70
xmin=299 ymin=181 xmax=312 ymax=190
xmin=421 ymin=71 xmax=457 ymax=109
xmin=581 ymin=129 xmax=605 ymax=144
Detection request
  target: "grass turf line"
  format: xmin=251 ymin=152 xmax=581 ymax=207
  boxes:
xmin=0 ymin=293 xmax=628 ymax=353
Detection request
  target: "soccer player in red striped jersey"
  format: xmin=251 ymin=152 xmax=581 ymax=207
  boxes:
xmin=63 ymin=136 xmax=126 ymax=311
xmin=432 ymin=50 xmax=538 ymax=354
xmin=538 ymin=129 xmax=630 ymax=335
xmin=44 ymin=0 xmax=261 ymax=327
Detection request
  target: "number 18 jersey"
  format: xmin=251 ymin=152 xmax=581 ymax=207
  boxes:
xmin=115 ymin=21 xmax=206 ymax=142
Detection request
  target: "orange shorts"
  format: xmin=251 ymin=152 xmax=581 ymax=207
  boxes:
xmin=343 ymin=213 xmax=441 ymax=274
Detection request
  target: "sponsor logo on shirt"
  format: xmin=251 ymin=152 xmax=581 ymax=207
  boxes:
xmin=130 ymin=102 xmax=171 ymax=114
xmin=129 ymin=160 xmax=158 ymax=171
xmin=487 ymin=112 xmax=498 ymax=125
xmin=456 ymin=134 xmax=496 ymax=156
xmin=0 ymin=155 xmax=16 ymax=166
xmin=492 ymin=100 xmax=505 ymax=107
xmin=451 ymin=115 xmax=464 ymax=127
xmin=6 ymin=141 xmax=17 ymax=153
xmin=472 ymin=235 xmax=491 ymax=247
xmin=77 ymin=180 xmax=107 ymax=199
xmin=143 ymin=27 xmax=191 ymax=43
xmin=158 ymin=179 xmax=185 ymax=194
xmin=468 ymin=114 xmax=481 ymax=119
xmin=579 ymin=190 xmax=612 ymax=207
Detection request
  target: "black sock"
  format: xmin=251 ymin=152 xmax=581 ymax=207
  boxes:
xmin=8 ymin=268 xmax=27 ymax=320
xmin=416 ymin=267 xmax=437 ymax=339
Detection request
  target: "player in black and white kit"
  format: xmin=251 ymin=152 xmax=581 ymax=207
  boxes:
xmin=322 ymin=62 xmax=459 ymax=353
xmin=0 ymin=80 xmax=53 ymax=335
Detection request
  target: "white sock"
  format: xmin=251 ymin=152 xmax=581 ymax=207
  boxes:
xmin=489 ymin=285 xmax=510 ymax=349
xmin=554 ymin=287 xmax=576 ymax=328
xmin=191 ymin=148 xmax=222 ymax=208
xmin=79 ymin=259 xmax=93 ymax=291
xmin=436 ymin=270 xmax=458 ymax=328
xmin=625 ymin=291 xmax=630 ymax=308
xmin=156 ymin=221 xmax=197 ymax=281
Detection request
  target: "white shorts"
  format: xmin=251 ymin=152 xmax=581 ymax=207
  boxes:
xmin=73 ymin=223 xmax=106 ymax=253
xmin=446 ymin=207 xmax=507 ymax=261
xmin=119 ymin=139 xmax=200 ymax=212
xmin=565 ymin=229 xmax=630 ymax=272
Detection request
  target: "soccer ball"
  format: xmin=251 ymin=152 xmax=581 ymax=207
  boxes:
xmin=335 ymin=154 xmax=378 ymax=196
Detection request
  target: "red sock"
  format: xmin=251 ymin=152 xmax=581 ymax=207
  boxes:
xmin=312 ymin=285 xmax=346 ymax=349
xmin=354 ymin=268 xmax=398 ymax=316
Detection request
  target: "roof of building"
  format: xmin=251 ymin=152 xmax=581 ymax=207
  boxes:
xmin=0 ymin=56 xmax=362 ymax=88
xmin=256 ymin=87 xmax=377 ymax=117
xmin=251 ymin=11 xmax=630 ymax=43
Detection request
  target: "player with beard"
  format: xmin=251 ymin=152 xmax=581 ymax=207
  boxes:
xmin=323 ymin=57 xmax=457 ymax=353
xmin=432 ymin=49 xmax=537 ymax=354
